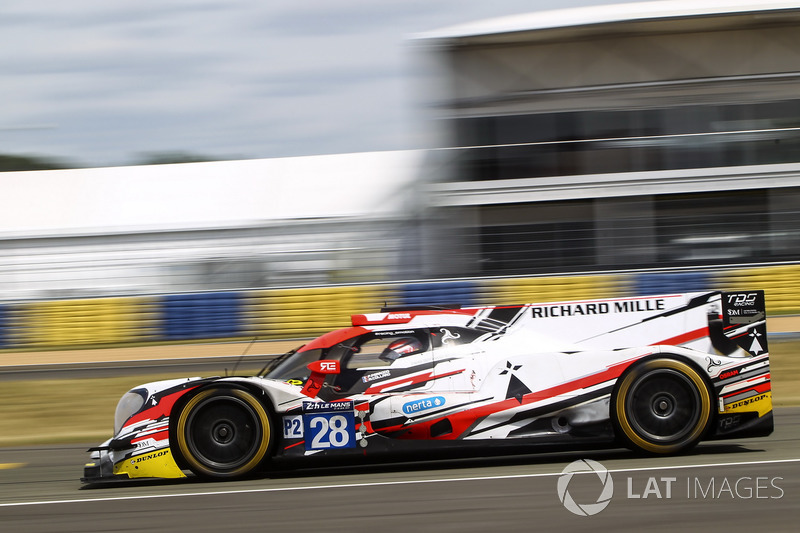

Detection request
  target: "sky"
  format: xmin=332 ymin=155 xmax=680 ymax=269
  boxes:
xmin=0 ymin=0 xmax=634 ymax=168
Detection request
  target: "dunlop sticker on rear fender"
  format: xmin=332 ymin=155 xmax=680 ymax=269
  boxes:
xmin=724 ymin=391 xmax=772 ymax=417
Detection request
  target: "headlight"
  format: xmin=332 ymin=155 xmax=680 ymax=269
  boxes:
xmin=113 ymin=389 xmax=147 ymax=435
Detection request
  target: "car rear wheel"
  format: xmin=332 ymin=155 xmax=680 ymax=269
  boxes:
xmin=174 ymin=387 xmax=272 ymax=479
xmin=613 ymin=358 xmax=712 ymax=454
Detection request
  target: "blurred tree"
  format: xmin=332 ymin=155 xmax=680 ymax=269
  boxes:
xmin=0 ymin=151 xmax=234 ymax=171
xmin=0 ymin=154 xmax=74 ymax=171
xmin=133 ymin=151 xmax=220 ymax=165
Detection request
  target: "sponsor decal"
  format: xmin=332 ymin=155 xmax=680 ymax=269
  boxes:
xmin=719 ymin=369 xmax=740 ymax=380
xmin=402 ymin=396 xmax=446 ymax=416
xmin=130 ymin=449 xmax=170 ymax=465
xmin=718 ymin=414 xmax=741 ymax=430
xmin=613 ymin=299 xmax=665 ymax=313
xmin=362 ymin=370 xmax=391 ymax=383
xmin=531 ymin=299 xmax=665 ymax=319
xmin=134 ymin=438 xmax=157 ymax=449
xmin=440 ymin=328 xmax=461 ymax=345
xmin=727 ymin=392 xmax=770 ymax=411
xmin=723 ymin=291 xmax=765 ymax=325
xmin=727 ymin=293 xmax=759 ymax=307
xmin=375 ymin=329 xmax=415 ymax=336
xmin=303 ymin=401 xmax=354 ymax=412
xmin=747 ymin=330 xmax=765 ymax=355
xmin=115 ymin=447 xmax=185 ymax=479
xmin=723 ymin=390 xmax=772 ymax=417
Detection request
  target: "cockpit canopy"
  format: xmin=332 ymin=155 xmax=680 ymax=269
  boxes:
xmin=263 ymin=325 xmax=483 ymax=396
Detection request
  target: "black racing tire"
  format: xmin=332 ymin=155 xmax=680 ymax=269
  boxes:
xmin=174 ymin=387 xmax=272 ymax=479
xmin=612 ymin=358 xmax=712 ymax=454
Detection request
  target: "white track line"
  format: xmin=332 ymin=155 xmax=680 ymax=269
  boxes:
xmin=2 ymin=457 xmax=798 ymax=508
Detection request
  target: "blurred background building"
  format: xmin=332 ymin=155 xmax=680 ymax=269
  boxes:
xmin=2 ymin=0 xmax=800 ymax=302
xmin=0 ymin=152 xmax=423 ymax=300
xmin=418 ymin=0 xmax=800 ymax=277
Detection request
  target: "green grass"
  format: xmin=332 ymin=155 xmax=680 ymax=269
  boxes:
xmin=0 ymin=374 xmax=188 ymax=447
xmin=1 ymin=339 xmax=798 ymax=447
xmin=770 ymin=338 xmax=800 ymax=407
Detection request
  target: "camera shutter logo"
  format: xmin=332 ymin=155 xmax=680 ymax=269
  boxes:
xmin=557 ymin=459 xmax=614 ymax=516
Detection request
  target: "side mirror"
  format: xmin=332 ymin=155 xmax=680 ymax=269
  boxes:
xmin=301 ymin=360 xmax=340 ymax=398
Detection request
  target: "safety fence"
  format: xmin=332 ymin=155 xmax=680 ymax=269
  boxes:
xmin=0 ymin=265 xmax=798 ymax=350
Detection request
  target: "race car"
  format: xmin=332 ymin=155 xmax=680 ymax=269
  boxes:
xmin=83 ymin=290 xmax=773 ymax=483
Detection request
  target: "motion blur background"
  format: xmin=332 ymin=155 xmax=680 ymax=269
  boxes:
xmin=2 ymin=0 xmax=800 ymax=350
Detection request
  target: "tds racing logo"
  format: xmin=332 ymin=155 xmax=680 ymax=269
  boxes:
xmin=727 ymin=293 xmax=758 ymax=306
xmin=723 ymin=291 xmax=765 ymax=326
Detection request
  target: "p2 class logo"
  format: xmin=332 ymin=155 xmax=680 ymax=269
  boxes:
xmin=557 ymin=459 xmax=614 ymax=516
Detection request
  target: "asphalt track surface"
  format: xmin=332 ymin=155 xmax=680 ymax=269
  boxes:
xmin=0 ymin=408 xmax=798 ymax=533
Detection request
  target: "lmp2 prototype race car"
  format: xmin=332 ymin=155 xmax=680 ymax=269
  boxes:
xmin=83 ymin=290 xmax=773 ymax=483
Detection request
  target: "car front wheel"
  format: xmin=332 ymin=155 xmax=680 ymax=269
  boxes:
xmin=174 ymin=387 xmax=272 ymax=479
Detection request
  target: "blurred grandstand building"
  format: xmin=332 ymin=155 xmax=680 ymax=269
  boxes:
xmin=0 ymin=152 xmax=423 ymax=299
xmin=416 ymin=0 xmax=800 ymax=277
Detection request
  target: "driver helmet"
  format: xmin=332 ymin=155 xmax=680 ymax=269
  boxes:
xmin=379 ymin=337 xmax=423 ymax=362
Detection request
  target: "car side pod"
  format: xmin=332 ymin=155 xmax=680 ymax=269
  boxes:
xmin=301 ymin=359 xmax=340 ymax=398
